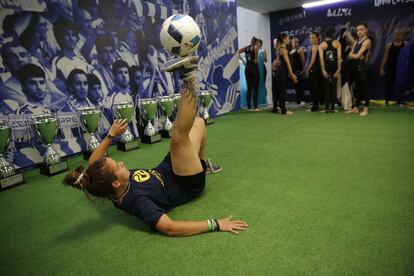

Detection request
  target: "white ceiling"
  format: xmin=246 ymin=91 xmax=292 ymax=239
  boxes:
xmin=237 ymin=0 xmax=307 ymax=13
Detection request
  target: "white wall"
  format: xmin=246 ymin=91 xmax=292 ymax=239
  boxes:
xmin=237 ymin=6 xmax=272 ymax=105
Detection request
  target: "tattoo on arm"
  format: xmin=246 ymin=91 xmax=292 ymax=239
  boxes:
xmin=183 ymin=77 xmax=198 ymax=104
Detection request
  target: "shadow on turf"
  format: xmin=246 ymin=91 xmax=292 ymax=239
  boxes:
xmin=54 ymin=189 xmax=208 ymax=243
xmin=53 ymin=202 xmax=151 ymax=243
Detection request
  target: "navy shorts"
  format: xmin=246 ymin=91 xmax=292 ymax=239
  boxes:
xmin=156 ymin=152 xmax=207 ymax=194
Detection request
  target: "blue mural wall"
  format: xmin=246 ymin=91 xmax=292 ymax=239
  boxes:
xmin=0 ymin=0 xmax=240 ymax=169
xmin=269 ymin=0 xmax=414 ymax=102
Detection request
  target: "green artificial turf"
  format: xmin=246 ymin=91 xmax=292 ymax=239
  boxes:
xmin=0 ymin=106 xmax=413 ymax=275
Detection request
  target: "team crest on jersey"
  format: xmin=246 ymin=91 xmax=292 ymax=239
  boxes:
xmin=133 ymin=170 xmax=150 ymax=182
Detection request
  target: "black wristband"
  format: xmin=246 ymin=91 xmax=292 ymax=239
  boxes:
xmin=214 ymin=219 xmax=220 ymax=232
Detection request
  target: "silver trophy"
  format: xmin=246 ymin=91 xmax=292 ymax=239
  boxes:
xmin=140 ymin=98 xmax=161 ymax=144
xmin=32 ymin=114 xmax=68 ymax=176
xmin=158 ymin=95 xmax=175 ymax=138
xmin=199 ymin=91 xmax=214 ymax=125
xmin=0 ymin=121 xmax=24 ymax=189
xmin=114 ymin=102 xmax=139 ymax=151
xmin=78 ymin=106 xmax=102 ymax=152
xmin=173 ymin=94 xmax=181 ymax=111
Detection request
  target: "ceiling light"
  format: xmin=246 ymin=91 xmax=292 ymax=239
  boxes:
xmin=302 ymin=0 xmax=347 ymax=8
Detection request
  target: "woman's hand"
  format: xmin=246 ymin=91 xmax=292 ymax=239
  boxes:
xmin=290 ymin=73 xmax=298 ymax=83
xmin=217 ymin=216 xmax=248 ymax=235
xmin=322 ymin=70 xmax=329 ymax=79
xmin=108 ymin=118 xmax=129 ymax=137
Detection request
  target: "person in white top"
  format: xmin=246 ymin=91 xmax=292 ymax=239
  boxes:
xmin=60 ymin=69 xmax=94 ymax=113
xmin=106 ymin=59 xmax=133 ymax=106
xmin=15 ymin=64 xmax=50 ymax=115
xmin=53 ymin=18 xmax=91 ymax=91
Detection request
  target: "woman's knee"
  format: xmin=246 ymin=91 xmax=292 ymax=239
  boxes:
xmin=194 ymin=117 xmax=206 ymax=129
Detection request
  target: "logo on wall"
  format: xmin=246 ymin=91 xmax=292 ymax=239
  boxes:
xmin=327 ymin=8 xmax=352 ymax=17
xmin=374 ymin=0 xmax=413 ymax=8
xmin=278 ymin=10 xmax=307 ymax=26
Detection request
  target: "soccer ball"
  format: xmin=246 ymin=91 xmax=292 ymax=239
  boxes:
xmin=160 ymin=14 xmax=201 ymax=57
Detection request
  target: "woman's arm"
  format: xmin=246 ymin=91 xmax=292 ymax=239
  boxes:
xmin=299 ymin=48 xmax=306 ymax=73
xmin=155 ymin=213 xmax=248 ymax=237
xmin=306 ymin=45 xmax=318 ymax=73
xmin=238 ymin=45 xmax=248 ymax=54
xmin=349 ymin=39 xmax=372 ymax=60
xmin=263 ymin=49 xmax=268 ymax=63
xmin=281 ymin=48 xmax=297 ymax=83
xmin=88 ymin=119 xmax=128 ymax=165
xmin=344 ymin=30 xmax=356 ymax=46
xmin=380 ymin=43 xmax=391 ymax=76
xmin=335 ymin=41 xmax=342 ymax=77
xmin=319 ymin=43 xmax=328 ymax=78
xmin=239 ymin=52 xmax=247 ymax=65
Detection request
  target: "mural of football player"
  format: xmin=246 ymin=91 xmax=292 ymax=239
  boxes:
xmin=60 ymin=69 xmax=94 ymax=112
xmin=0 ymin=42 xmax=65 ymax=114
xmin=129 ymin=65 xmax=146 ymax=100
xmin=15 ymin=64 xmax=50 ymax=115
xmin=87 ymin=73 xmax=104 ymax=106
xmin=87 ymin=73 xmax=112 ymax=139
xmin=74 ymin=8 xmax=103 ymax=64
xmin=0 ymin=42 xmax=31 ymax=112
xmin=105 ymin=59 xmax=139 ymax=139
xmin=106 ymin=59 xmax=133 ymax=103
xmin=53 ymin=18 xmax=92 ymax=91
xmin=93 ymin=34 xmax=116 ymax=94
xmin=19 ymin=13 xmax=59 ymax=71
xmin=10 ymin=64 xmax=73 ymax=167
xmin=144 ymin=45 xmax=170 ymax=98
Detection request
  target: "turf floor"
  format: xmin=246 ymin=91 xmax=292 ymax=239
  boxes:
xmin=0 ymin=106 xmax=413 ymax=275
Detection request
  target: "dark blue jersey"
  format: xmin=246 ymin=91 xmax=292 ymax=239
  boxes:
xmin=113 ymin=155 xmax=205 ymax=230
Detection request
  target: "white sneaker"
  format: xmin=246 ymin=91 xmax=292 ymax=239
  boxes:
xmin=205 ymin=159 xmax=223 ymax=174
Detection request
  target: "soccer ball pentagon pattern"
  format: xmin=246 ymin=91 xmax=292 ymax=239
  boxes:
xmin=160 ymin=14 xmax=201 ymax=57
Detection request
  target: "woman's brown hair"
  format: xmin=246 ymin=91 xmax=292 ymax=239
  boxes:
xmin=63 ymin=158 xmax=117 ymax=199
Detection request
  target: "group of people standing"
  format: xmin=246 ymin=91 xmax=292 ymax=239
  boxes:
xmin=241 ymin=22 xmax=410 ymax=116
xmin=271 ymin=22 xmax=374 ymax=116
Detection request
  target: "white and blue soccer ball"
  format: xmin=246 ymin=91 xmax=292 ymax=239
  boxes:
xmin=160 ymin=14 xmax=201 ymax=57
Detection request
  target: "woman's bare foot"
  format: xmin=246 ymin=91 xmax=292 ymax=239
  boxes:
xmin=359 ymin=107 xmax=369 ymax=116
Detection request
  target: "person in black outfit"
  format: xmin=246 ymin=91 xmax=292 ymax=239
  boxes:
xmin=275 ymin=33 xmax=298 ymax=115
xmin=239 ymin=36 xmax=260 ymax=111
xmin=305 ymin=31 xmax=322 ymax=112
xmin=319 ymin=27 xmax=342 ymax=113
xmin=380 ymin=29 xmax=406 ymax=106
xmin=289 ymin=37 xmax=306 ymax=105
xmin=271 ymin=38 xmax=280 ymax=112
xmin=346 ymin=22 xmax=372 ymax=116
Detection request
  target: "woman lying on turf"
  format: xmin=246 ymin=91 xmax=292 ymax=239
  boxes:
xmin=63 ymin=56 xmax=248 ymax=236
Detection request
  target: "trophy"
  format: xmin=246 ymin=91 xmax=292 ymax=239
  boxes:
xmin=173 ymin=94 xmax=181 ymax=112
xmin=172 ymin=94 xmax=181 ymax=121
xmin=32 ymin=114 xmax=68 ymax=176
xmin=0 ymin=121 xmax=24 ymax=189
xmin=114 ymin=102 xmax=140 ymax=151
xmin=140 ymin=98 xmax=162 ymax=144
xmin=200 ymin=91 xmax=214 ymax=125
xmin=158 ymin=95 xmax=175 ymax=138
xmin=78 ymin=106 xmax=103 ymax=158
